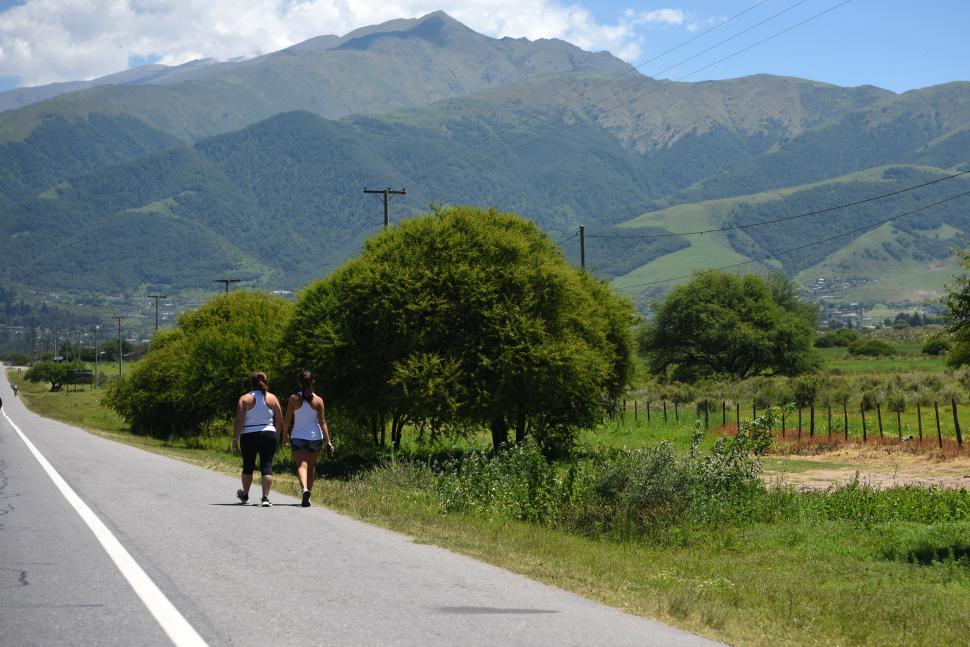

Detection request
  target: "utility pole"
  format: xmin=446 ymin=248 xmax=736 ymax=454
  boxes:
xmin=213 ymin=279 xmax=240 ymax=293
xmin=363 ymin=186 xmax=406 ymax=228
xmin=111 ymin=316 xmax=127 ymax=379
xmin=147 ymin=294 xmax=168 ymax=332
xmin=94 ymin=325 xmax=100 ymax=388
xmin=579 ymin=224 xmax=586 ymax=271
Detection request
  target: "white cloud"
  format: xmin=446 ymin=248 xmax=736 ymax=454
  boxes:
xmin=632 ymin=8 xmax=685 ymax=26
xmin=0 ymin=1 xmax=692 ymax=87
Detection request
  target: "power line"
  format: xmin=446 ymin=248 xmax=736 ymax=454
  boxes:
xmin=555 ymin=233 xmax=578 ymax=245
xmin=613 ymin=189 xmax=970 ymax=291
xmin=585 ymin=170 xmax=970 ymax=239
xmin=505 ymin=0 xmax=775 ymax=134
xmin=599 ymin=0 xmax=811 ymax=115
xmin=514 ymin=0 xmax=853 ymax=161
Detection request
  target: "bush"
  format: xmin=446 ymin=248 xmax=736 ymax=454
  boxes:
xmin=815 ymin=329 xmax=858 ymax=348
xmin=922 ymin=338 xmax=952 ymax=356
xmin=435 ymin=416 xmax=780 ymax=542
xmin=106 ymin=291 xmax=293 ymax=437
xmin=848 ymin=339 xmax=896 ymax=357
xmin=435 ymin=440 xmax=581 ymax=523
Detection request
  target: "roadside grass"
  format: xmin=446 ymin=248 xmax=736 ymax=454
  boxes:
xmin=9 ymin=367 xmax=970 ymax=647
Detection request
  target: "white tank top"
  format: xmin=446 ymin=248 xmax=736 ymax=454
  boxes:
xmin=291 ymin=396 xmax=322 ymax=441
xmin=242 ymin=391 xmax=275 ymax=433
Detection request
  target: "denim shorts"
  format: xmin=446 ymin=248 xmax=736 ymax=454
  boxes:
xmin=291 ymin=438 xmax=324 ymax=453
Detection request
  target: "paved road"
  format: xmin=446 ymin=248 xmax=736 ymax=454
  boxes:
xmin=0 ymin=368 xmax=721 ymax=646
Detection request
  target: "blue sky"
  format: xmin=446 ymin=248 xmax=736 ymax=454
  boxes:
xmin=0 ymin=1 xmax=966 ymax=93
xmin=593 ymin=1 xmax=970 ymax=92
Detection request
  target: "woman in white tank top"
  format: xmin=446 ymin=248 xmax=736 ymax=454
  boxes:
xmin=282 ymin=370 xmax=333 ymax=507
xmin=232 ymin=372 xmax=284 ymax=506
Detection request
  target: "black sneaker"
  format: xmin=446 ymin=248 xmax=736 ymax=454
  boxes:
xmin=261 ymin=497 xmax=272 ymax=507
xmin=301 ymin=491 xmax=311 ymax=507
xmin=236 ymin=489 xmax=249 ymax=504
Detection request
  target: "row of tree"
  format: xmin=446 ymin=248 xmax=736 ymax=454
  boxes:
xmin=99 ymin=206 xmax=970 ymax=453
xmin=106 ymin=207 xmax=635 ymax=453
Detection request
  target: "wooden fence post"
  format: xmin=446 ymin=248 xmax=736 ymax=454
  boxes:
xmin=797 ymin=407 xmax=802 ymax=442
xmin=843 ymin=400 xmax=849 ymax=441
xmin=736 ymin=402 xmax=740 ymax=432
xmin=934 ymin=401 xmax=942 ymax=449
xmin=646 ymin=401 xmax=651 ymax=424
xmin=861 ymin=404 xmax=867 ymax=443
xmin=781 ymin=410 xmax=786 ymax=439
xmin=827 ymin=404 xmax=833 ymax=440
xmin=704 ymin=405 xmax=709 ymax=430
xmin=952 ymin=399 xmax=963 ymax=447
xmin=917 ymin=401 xmax=923 ymax=442
xmin=663 ymin=399 xmax=668 ymax=423
xmin=722 ymin=401 xmax=727 ymax=428
xmin=634 ymin=400 xmax=638 ymax=424
xmin=674 ymin=401 xmax=679 ymax=423
xmin=896 ymin=409 xmax=902 ymax=441
xmin=810 ymin=404 xmax=815 ymax=438
xmin=876 ymin=402 xmax=884 ymax=439
xmin=752 ymin=402 xmax=757 ymax=420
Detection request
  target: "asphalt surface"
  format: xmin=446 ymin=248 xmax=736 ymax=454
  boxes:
xmin=0 ymin=368 xmax=721 ymax=647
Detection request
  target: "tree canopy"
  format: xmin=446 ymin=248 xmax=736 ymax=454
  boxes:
xmin=642 ymin=271 xmax=817 ymax=382
xmin=106 ymin=291 xmax=292 ymax=436
xmin=944 ymin=249 xmax=970 ymax=368
xmin=284 ymin=206 xmax=635 ymax=453
xmin=24 ymin=360 xmax=85 ymax=392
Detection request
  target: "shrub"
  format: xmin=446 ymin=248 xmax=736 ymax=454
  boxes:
xmin=815 ymin=329 xmax=858 ymax=348
xmin=922 ymin=338 xmax=952 ymax=356
xmin=848 ymin=339 xmax=896 ymax=357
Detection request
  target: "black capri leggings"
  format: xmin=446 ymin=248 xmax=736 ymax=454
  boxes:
xmin=240 ymin=430 xmax=278 ymax=475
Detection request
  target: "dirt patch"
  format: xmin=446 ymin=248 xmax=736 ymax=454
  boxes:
xmin=764 ymin=445 xmax=970 ymax=491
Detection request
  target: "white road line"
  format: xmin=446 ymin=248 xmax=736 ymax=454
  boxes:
xmin=1 ymin=409 xmax=208 ymax=647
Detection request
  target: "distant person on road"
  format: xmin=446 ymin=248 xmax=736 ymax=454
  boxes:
xmin=232 ymin=372 xmax=284 ymax=507
xmin=12 ymin=383 xmax=18 ymax=397
xmin=282 ymin=370 xmax=333 ymax=508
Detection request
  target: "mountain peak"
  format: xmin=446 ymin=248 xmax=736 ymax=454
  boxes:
xmin=337 ymin=11 xmax=475 ymax=50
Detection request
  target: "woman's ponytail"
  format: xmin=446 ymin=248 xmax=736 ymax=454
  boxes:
xmin=299 ymin=370 xmax=314 ymax=404
xmin=250 ymin=371 xmax=268 ymax=396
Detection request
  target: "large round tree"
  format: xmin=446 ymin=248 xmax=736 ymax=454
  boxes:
xmin=285 ymin=206 xmax=635 ymax=453
xmin=107 ymin=291 xmax=292 ymax=437
xmin=643 ymin=271 xmax=817 ymax=382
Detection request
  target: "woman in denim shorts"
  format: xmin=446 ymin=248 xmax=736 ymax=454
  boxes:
xmin=282 ymin=370 xmax=334 ymax=507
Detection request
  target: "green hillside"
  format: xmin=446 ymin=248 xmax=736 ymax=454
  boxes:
xmin=611 ymin=165 xmax=970 ymax=303
xmin=2 ymin=14 xmax=970 ymax=313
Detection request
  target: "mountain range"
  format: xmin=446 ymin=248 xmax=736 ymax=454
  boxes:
xmin=1 ymin=11 xmax=969 ymax=322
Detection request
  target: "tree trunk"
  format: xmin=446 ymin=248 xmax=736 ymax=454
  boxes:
xmin=490 ymin=416 xmax=509 ymax=451
xmin=391 ymin=414 xmax=404 ymax=451
xmin=514 ymin=412 xmax=527 ymax=444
